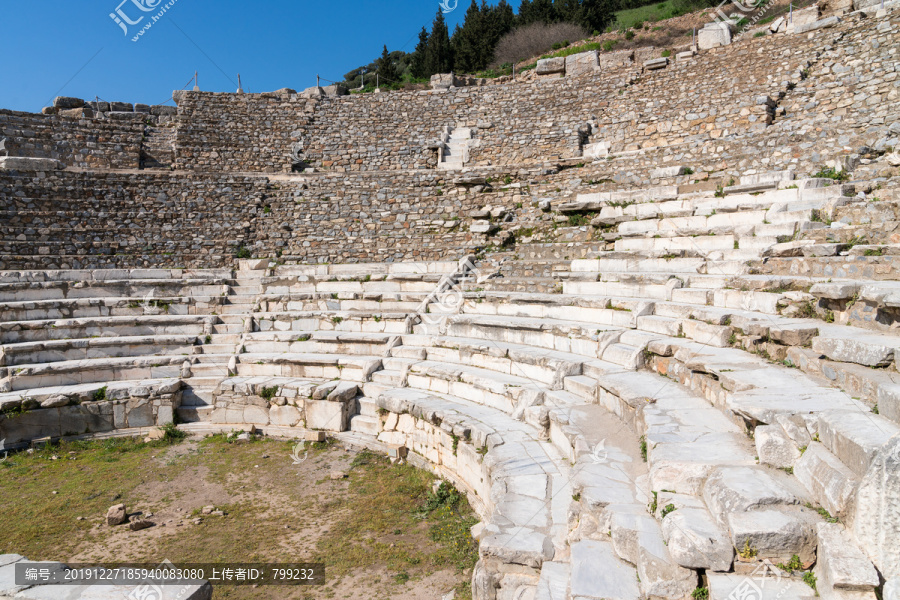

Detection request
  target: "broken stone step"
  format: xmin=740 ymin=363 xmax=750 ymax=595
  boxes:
xmin=793 ymin=443 xmax=859 ymax=518
xmin=708 ymin=573 xmax=818 ymax=600
xmin=348 ymin=415 xmax=381 ymax=436
xmin=609 ymin=510 xmax=697 ymax=600
xmin=815 ymin=523 xmax=879 ymax=593
xmin=817 ymin=410 xmax=900 ymax=477
xmin=570 ymin=539 xmax=641 ymax=600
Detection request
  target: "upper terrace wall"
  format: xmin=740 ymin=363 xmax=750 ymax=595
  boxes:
xmin=0 ymin=110 xmax=143 ymax=170
xmin=168 ymin=22 xmax=840 ymax=175
xmin=255 ymin=171 xmax=518 ymax=263
xmin=770 ymin=12 xmax=900 ymax=157
xmin=0 ymin=170 xmax=267 ymax=270
xmin=174 ymin=92 xmax=318 ymax=173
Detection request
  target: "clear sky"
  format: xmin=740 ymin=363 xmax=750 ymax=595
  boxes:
xmin=2 ymin=0 xmax=509 ymax=113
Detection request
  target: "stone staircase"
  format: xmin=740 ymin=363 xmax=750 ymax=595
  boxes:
xmin=141 ymin=125 xmax=176 ymax=170
xmin=439 ymin=126 xmax=472 ymax=171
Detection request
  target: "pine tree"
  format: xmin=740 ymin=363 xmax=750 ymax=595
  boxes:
xmin=517 ymin=0 xmax=535 ymax=24
xmin=410 ymin=27 xmax=429 ymax=79
xmin=529 ymin=0 xmax=558 ymax=23
xmin=554 ymin=0 xmax=582 ymax=23
xmin=425 ymin=9 xmax=453 ymax=75
xmin=452 ymin=0 xmax=488 ymax=73
xmin=579 ymin=0 xmax=616 ymax=33
xmin=376 ymin=45 xmax=399 ymax=86
xmin=487 ymin=0 xmax=515 ymax=48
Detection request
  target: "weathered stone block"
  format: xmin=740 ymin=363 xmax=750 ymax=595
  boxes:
xmin=698 ymin=23 xmax=732 ymax=50
xmin=536 ymin=57 xmax=566 ymax=75
xmin=565 ymin=51 xmax=599 ymax=77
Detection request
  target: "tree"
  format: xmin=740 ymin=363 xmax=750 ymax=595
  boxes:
xmin=452 ymin=0 xmax=486 ymax=73
xmin=554 ymin=0 xmax=582 ymax=23
xmin=529 ymin=0 xmax=558 ymax=23
xmin=410 ymin=27 xmax=429 ymax=79
xmin=579 ymin=0 xmax=616 ymax=33
xmin=424 ymin=9 xmax=453 ymax=75
xmin=376 ymin=45 xmax=400 ymax=86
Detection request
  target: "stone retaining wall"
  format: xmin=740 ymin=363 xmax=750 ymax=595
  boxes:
xmin=0 ymin=381 xmax=182 ymax=447
xmin=0 ymin=170 xmax=268 ymax=270
xmin=0 ymin=109 xmax=143 ymax=170
xmin=174 ymin=91 xmax=318 ymax=173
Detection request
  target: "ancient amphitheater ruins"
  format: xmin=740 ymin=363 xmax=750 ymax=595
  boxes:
xmin=2 ymin=2 xmax=900 ymax=599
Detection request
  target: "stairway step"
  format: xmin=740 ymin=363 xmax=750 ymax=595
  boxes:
xmin=349 ymin=415 xmax=381 ymax=436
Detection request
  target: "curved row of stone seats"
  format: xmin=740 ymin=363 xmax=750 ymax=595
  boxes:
xmin=357 ymin=321 xmax=872 ymax=598
xmin=0 ymin=315 xmax=216 ymax=343
xmin=0 ymin=276 xmax=229 ymax=303
xmin=387 ymin=304 xmax=893 ymax=598
xmin=0 ymin=295 xmax=226 ymax=322
xmin=0 ymin=334 xmax=200 ymax=367
xmin=450 ymin=286 xmax=900 ymax=417
xmin=0 ymin=355 xmax=192 ymax=392
xmin=252 ymin=310 xmax=410 ymax=334
xmin=240 ymin=331 xmax=397 ymax=356
xmin=370 ymin=387 xmax=598 ymax=600
xmin=0 ymin=379 xmax=183 ymax=448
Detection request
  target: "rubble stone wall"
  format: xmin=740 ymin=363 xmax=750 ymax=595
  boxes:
xmin=0 ymin=170 xmax=268 ymax=270
xmin=0 ymin=109 xmax=143 ymax=169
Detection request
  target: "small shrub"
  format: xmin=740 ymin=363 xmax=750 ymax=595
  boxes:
xmin=625 ymin=30 xmax=635 ymax=40
xmin=754 ymin=31 xmax=767 ymax=38
xmin=812 ymin=166 xmax=849 ymax=182
xmin=602 ymin=39 xmax=619 ymax=51
xmin=692 ymin=588 xmax=709 ymax=600
xmin=160 ymin=422 xmax=186 ymax=443
xmin=802 ymin=571 xmax=817 ymax=593
xmin=661 ymin=50 xmax=671 ymax=57
xmin=424 ymin=481 xmax=463 ymax=512
xmin=233 ymin=245 xmax=252 ymax=259
xmin=92 ymin=386 xmax=108 ymax=402
xmin=493 ymin=22 xmax=588 ymax=66
xmin=661 ymin=504 xmax=677 ymax=518
xmin=738 ymin=539 xmax=758 ymax=559
xmin=777 ymin=554 xmax=803 ymax=572
xmin=640 ymin=436 xmax=648 ymax=462
xmin=260 ymin=386 xmax=279 ymax=401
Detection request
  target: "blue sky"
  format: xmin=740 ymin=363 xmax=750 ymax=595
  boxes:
xmin=1 ymin=0 xmax=512 ymax=113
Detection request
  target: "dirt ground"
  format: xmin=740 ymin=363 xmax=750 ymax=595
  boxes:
xmin=0 ymin=434 xmax=478 ymax=600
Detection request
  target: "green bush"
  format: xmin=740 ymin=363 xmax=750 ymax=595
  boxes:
xmin=625 ymin=30 xmax=636 ymax=40
xmin=812 ymin=166 xmax=850 ymax=181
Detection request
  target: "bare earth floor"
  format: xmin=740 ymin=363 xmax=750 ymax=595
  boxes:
xmin=0 ymin=434 xmax=478 ymax=600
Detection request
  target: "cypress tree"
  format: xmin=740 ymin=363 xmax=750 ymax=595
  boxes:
xmin=376 ymin=45 xmax=399 ymax=86
xmin=452 ymin=0 xmax=485 ymax=73
xmin=410 ymin=27 xmax=429 ymax=79
xmin=425 ymin=9 xmax=453 ymax=75
xmin=530 ymin=0 xmax=558 ymax=23
xmin=579 ymin=0 xmax=616 ymax=32
xmin=554 ymin=0 xmax=582 ymax=23
xmin=517 ymin=0 xmax=535 ymax=24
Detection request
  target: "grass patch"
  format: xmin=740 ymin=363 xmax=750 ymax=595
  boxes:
xmin=614 ymin=0 xmax=682 ymax=29
xmin=0 ymin=438 xmax=477 ymax=599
